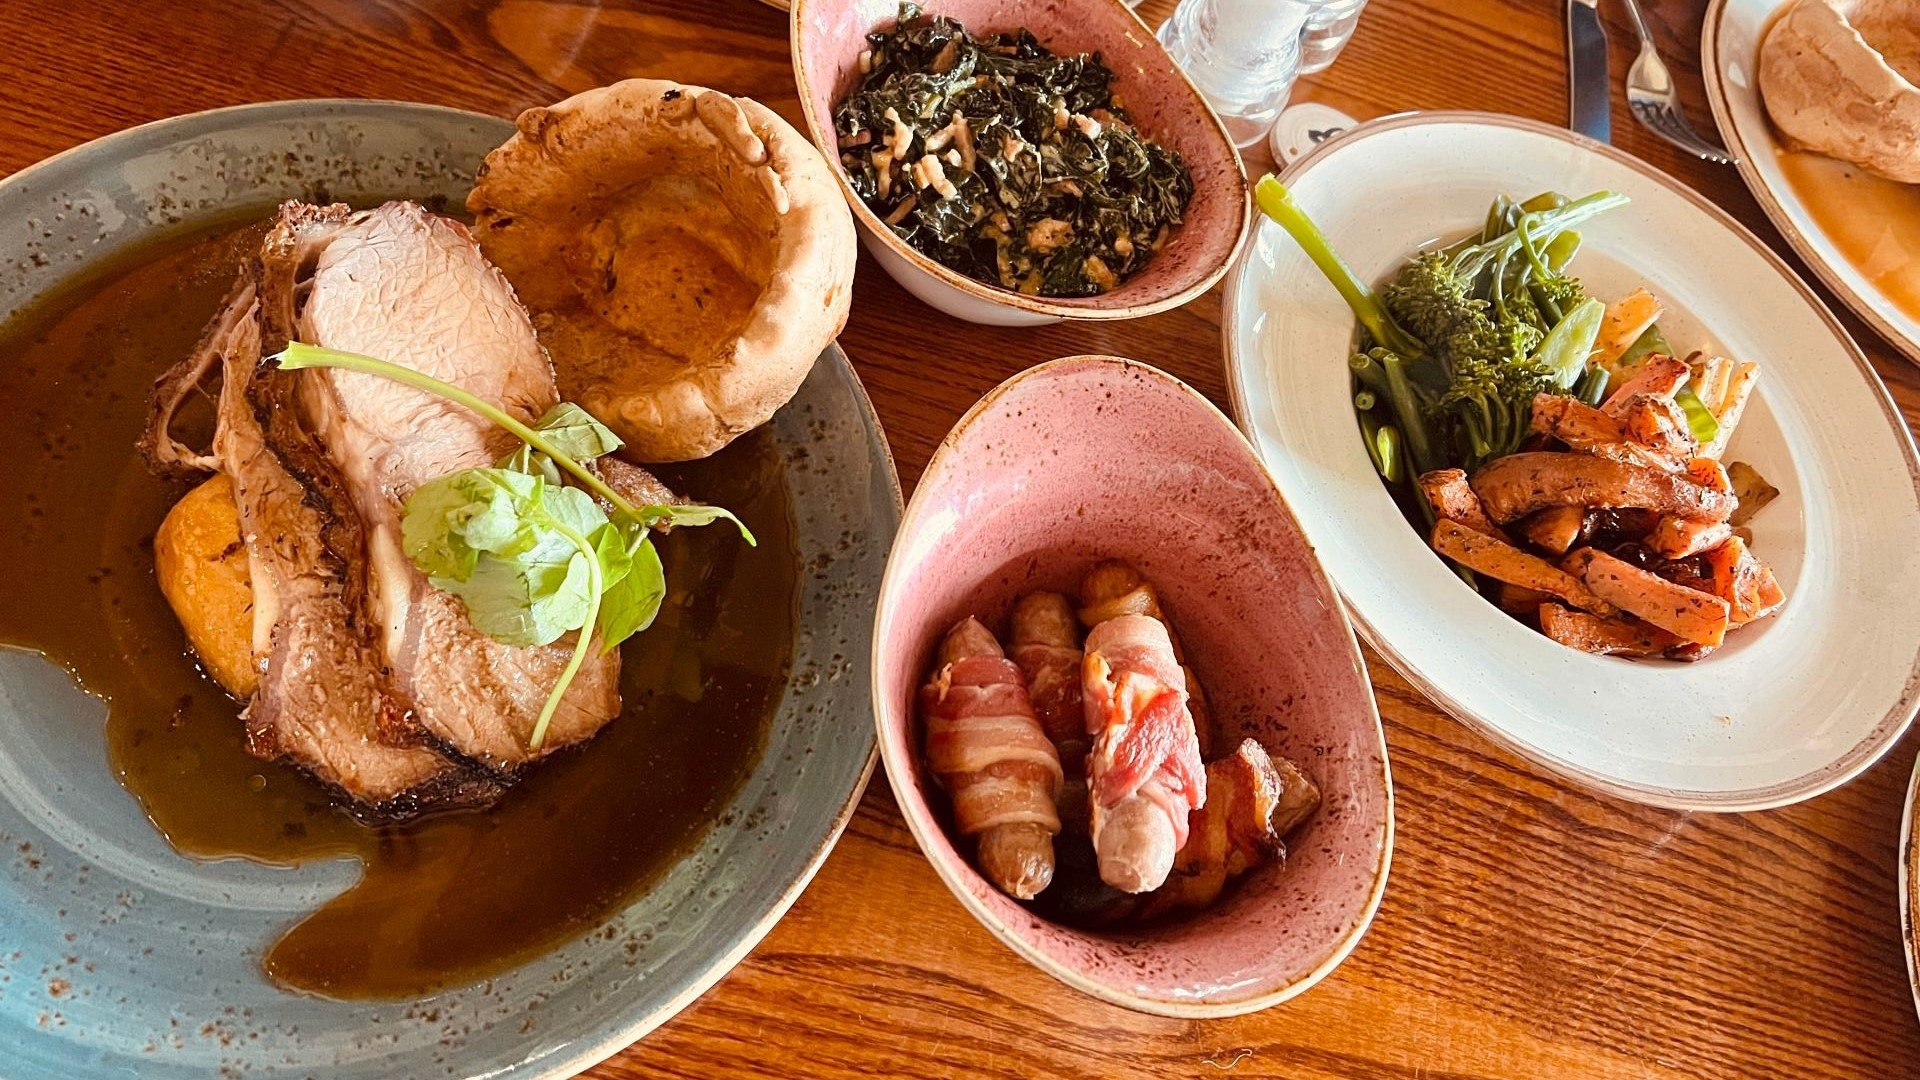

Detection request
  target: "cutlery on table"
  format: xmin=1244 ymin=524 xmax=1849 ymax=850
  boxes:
xmin=1565 ymin=0 xmax=1611 ymax=142
xmin=1620 ymin=0 xmax=1736 ymax=164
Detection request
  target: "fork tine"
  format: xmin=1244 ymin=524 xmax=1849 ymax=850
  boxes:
xmin=1629 ymin=100 xmax=1735 ymax=164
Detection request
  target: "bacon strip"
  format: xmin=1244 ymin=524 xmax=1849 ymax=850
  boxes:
xmin=1078 ymin=560 xmax=1214 ymax=758
xmin=1082 ymin=614 xmax=1205 ymax=894
xmin=920 ymin=618 xmax=1062 ymax=899
xmin=1010 ymin=591 xmax=1091 ymax=837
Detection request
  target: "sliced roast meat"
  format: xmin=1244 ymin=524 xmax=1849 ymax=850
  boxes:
xmin=1469 ymin=452 xmax=1737 ymax=525
xmin=286 ymin=202 xmax=621 ymax=769
xmin=203 ymin=275 xmax=493 ymax=810
xmin=140 ymin=199 xmax=642 ymax=808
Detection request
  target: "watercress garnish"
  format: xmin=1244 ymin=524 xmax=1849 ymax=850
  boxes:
xmin=273 ymin=342 xmax=752 ymax=749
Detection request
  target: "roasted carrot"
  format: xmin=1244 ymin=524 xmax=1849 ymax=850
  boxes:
xmin=1418 ymin=468 xmax=1507 ymax=540
xmin=1601 ymin=353 xmax=1690 ymax=412
xmin=1704 ymin=536 xmax=1787 ymax=625
xmin=1619 ymin=395 xmax=1699 ymax=461
xmin=1647 ymin=516 xmax=1733 ymax=559
xmin=1497 ymin=582 xmax=1553 ymax=614
xmin=1685 ymin=457 xmax=1731 ymax=494
xmin=1538 ymin=603 xmax=1682 ymax=657
xmin=1431 ymin=520 xmax=1615 ymax=615
xmin=1515 ymin=506 xmax=1588 ymax=554
xmin=1570 ymin=548 xmax=1731 ymax=646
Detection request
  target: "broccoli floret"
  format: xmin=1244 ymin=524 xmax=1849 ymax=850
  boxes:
xmin=1530 ymin=272 xmax=1586 ymax=327
xmin=1383 ymin=252 xmax=1483 ymax=346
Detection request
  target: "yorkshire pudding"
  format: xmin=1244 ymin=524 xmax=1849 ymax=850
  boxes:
xmin=1760 ymin=0 xmax=1920 ymax=183
xmin=469 ymin=80 xmax=857 ymax=462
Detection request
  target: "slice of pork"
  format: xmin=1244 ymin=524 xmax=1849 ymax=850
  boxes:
xmin=286 ymin=202 xmax=620 ymax=769
xmin=201 ymin=269 xmax=494 ymax=810
xmin=138 ymin=200 xmax=663 ymax=808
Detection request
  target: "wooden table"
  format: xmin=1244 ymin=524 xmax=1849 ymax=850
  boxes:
xmin=8 ymin=0 xmax=1919 ymax=1076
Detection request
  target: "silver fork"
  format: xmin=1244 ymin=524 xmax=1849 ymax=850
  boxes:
xmin=1619 ymin=0 xmax=1736 ymax=164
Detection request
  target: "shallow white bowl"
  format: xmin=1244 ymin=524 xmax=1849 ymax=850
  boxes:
xmin=1225 ymin=111 xmax=1920 ymax=810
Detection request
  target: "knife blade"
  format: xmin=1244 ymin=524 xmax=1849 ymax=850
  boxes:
xmin=1566 ymin=0 xmax=1611 ymax=142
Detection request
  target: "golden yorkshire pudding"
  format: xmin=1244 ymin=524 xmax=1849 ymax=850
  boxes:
xmin=468 ymin=80 xmax=857 ymax=462
xmin=1760 ymin=0 xmax=1920 ymax=183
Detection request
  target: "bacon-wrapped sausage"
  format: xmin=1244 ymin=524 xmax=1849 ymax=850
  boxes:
xmin=921 ymin=617 xmax=1063 ymax=899
xmin=1077 ymin=560 xmax=1213 ymax=758
xmin=1140 ymin=738 xmax=1320 ymax=918
xmin=1081 ymin=614 xmax=1206 ymax=893
xmin=1010 ymin=592 xmax=1089 ymax=835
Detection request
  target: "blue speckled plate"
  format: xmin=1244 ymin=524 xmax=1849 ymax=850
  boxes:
xmin=0 ymin=100 xmax=897 ymax=1079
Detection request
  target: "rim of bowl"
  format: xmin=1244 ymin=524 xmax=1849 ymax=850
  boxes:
xmin=0 ymin=98 xmax=899 ymax=1080
xmin=788 ymin=0 xmax=1253 ymax=321
xmin=871 ymin=353 xmax=1394 ymax=1017
xmin=1902 ymin=752 xmax=1920 ymax=1022
xmin=1223 ymin=107 xmax=1920 ymax=812
xmin=1699 ymin=0 xmax=1920 ymax=370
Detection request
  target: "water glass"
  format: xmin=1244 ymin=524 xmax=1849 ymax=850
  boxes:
xmin=1299 ymin=0 xmax=1370 ymax=74
xmin=1156 ymin=0 xmax=1316 ymax=149
xmin=1155 ymin=0 xmax=1371 ymax=149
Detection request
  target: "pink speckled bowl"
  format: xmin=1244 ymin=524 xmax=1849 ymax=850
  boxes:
xmin=871 ymin=356 xmax=1392 ymax=1015
xmin=790 ymin=0 xmax=1251 ymax=325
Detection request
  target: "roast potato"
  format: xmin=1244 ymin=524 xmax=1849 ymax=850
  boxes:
xmin=154 ymin=473 xmax=257 ymax=698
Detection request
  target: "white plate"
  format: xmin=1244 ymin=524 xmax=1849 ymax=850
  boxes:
xmin=1902 ymin=753 xmax=1920 ymax=1021
xmin=1703 ymin=0 xmax=1920 ymax=367
xmin=1224 ymin=111 xmax=1920 ymax=810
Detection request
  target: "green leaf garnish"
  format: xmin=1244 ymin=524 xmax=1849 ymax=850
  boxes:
xmin=274 ymin=341 xmax=753 ymax=750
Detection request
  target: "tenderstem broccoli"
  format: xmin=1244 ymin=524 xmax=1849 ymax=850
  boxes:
xmin=1252 ymin=175 xmax=1629 ymax=479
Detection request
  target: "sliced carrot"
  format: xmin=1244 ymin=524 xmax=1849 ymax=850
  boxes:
xmin=1515 ymin=506 xmax=1587 ymax=555
xmin=1647 ymin=516 xmax=1733 ymax=559
xmin=1538 ymin=602 xmax=1682 ymax=657
xmin=1431 ymin=520 xmax=1614 ymax=615
xmin=1573 ymin=548 xmax=1731 ymax=646
xmin=1602 ymin=353 xmax=1690 ymax=412
xmin=1498 ymin=582 xmax=1553 ymax=614
xmin=1686 ymin=457 xmax=1732 ymax=494
xmin=1704 ymin=536 xmax=1788 ymax=625
xmin=1418 ymin=469 xmax=1507 ymax=540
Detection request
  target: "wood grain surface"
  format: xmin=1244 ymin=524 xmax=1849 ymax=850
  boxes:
xmin=6 ymin=0 xmax=1920 ymax=1076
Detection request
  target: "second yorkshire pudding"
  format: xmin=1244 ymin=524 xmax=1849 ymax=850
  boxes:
xmin=1760 ymin=0 xmax=1920 ymax=183
xmin=469 ymin=80 xmax=856 ymax=462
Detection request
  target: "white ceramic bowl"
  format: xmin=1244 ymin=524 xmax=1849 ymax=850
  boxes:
xmin=1225 ymin=111 xmax=1920 ymax=810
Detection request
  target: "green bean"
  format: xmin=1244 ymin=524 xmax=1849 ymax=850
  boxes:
xmin=1522 ymin=191 xmax=1570 ymax=213
xmin=1349 ymin=351 xmax=1390 ymax=394
xmin=1379 ymin=350 xmax=1438 ymax=475
xmin=1576 ymin=364 xmax=1611 ymax=407
xmin=1354 ymin=389 xmax=1377 ymax=412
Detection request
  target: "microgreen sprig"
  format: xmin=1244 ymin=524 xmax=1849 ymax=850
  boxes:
xmin=272 ymin=342 xmax=753 ymax=749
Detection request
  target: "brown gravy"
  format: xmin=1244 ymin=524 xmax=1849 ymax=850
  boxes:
xmin=1775 ymin=149 xmax=1920 ymax=324
xmin=0 ymin=222 xmax=796 ymax=999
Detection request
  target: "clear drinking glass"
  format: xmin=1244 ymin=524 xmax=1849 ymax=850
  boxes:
xmin=1298 ymin=0 xmax=1370 ymax=74
xmin=1156 ymin=0 xmax=1316 ymax=149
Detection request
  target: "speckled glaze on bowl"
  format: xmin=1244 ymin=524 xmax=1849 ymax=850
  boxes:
xmin=871 ymin=356 xmax=1392 ymax=1016
xmin=790 ymin=0 xmax=1251 ymax=326
xmin=0 ymin=101 xmax=899 ymax=1080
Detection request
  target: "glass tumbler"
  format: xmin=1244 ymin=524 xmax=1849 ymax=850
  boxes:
xmin=1298 ymin=0 xmax=1370 ymax=74
xmin=1156 ymin=0 xmax=1316 ymax=150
